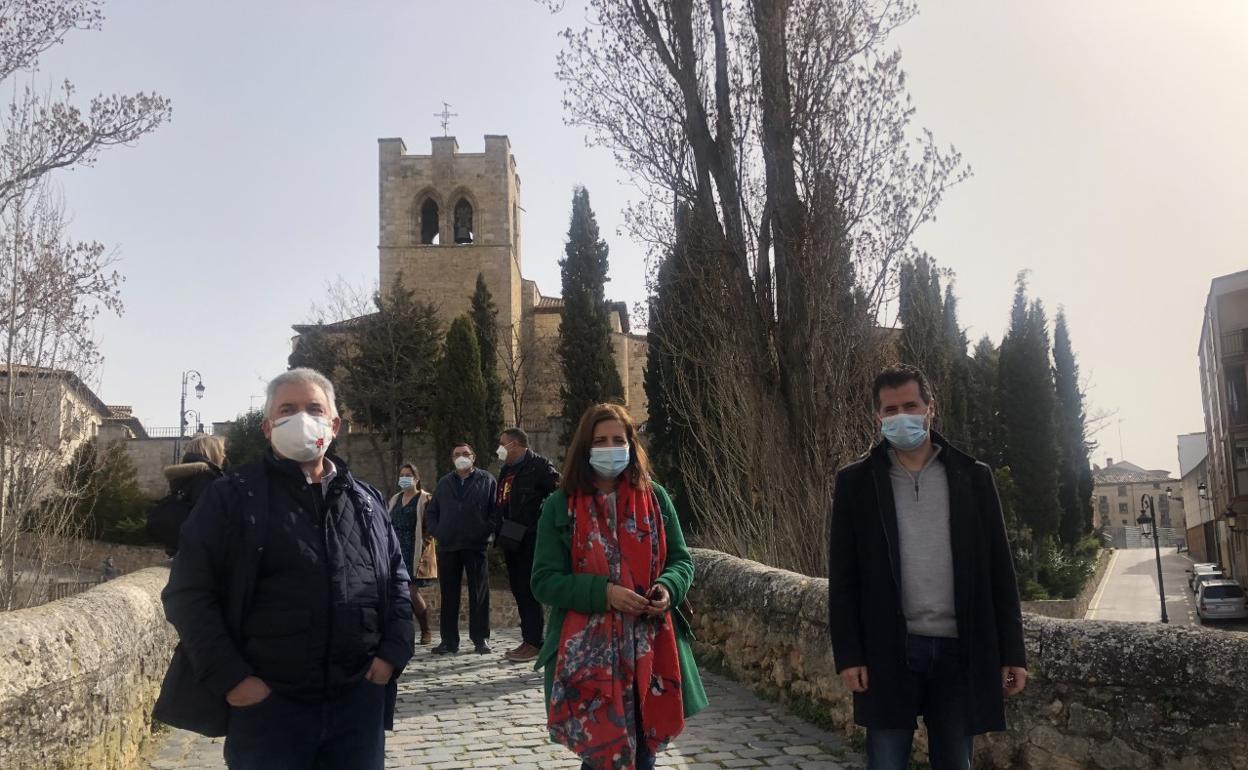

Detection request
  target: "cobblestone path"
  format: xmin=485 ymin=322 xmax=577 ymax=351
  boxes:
xmin=149 ymin=628 xmax=865 ymax=770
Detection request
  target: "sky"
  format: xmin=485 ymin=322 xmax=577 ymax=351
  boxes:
xmin=28 ymin=0 xmax=1248 ymax=475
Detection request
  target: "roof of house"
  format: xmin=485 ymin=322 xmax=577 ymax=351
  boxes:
xmin=1177 ymin=433 xmax=1208 ymax=479
xmin=1092 ymin=459 xmax=1176 ymax=484
xmin=0 ymin=365 xmax=113 ymax=418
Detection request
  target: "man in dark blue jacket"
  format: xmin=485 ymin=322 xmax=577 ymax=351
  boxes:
xmin=425 ymin=442 xmax=498 ymax=655
xmin=157 ymin=368 xmax=415 ymax=770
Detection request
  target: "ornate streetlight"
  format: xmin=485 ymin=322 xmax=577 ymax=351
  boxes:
xmin=1136 ymin=494 xmax=1169 ymax=623
xmin=176 ymin=371 xmax=205 ymax=460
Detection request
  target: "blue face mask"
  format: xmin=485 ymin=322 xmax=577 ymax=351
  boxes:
xmin=397 ymin=476 xmax=413 ymax=490
xmin=881 ymin=413 xmax=929 ymax=451
xmin=590 ymin=446 xmax=630 ymax=479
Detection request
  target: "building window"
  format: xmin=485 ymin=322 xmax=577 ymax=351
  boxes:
xmin=1152 ymin=481 xmax=1161 ymax=490
xmin=419 ymin=199 xmax=440 ymax=245
xmin=1234 ymin=435 xmax=1248 ymax=497
xmin=1098 ymin=495 xmax=1109 ymax=514
xmin=1227 ymin=364 xmax=1248 ymax=426
xmin=1117 ymin=485 xmax=1128 ymax=497
xmin=1121 ymin=519 xmax=1128 ymax=525
xmin=1118 ymin=502 xmax=1128 ymax=513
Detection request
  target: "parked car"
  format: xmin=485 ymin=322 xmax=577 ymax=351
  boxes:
xmin=1188 ymin=563 xmax=1221 ymax=592
xmin=1193 ymin=570 xmax=1226 ymax=595
xmin=1197 ymin=580 xmax=1248 ymax=623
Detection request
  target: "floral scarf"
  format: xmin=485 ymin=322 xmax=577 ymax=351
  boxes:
xmin=547 ymin=480 xmax=685 ymax=769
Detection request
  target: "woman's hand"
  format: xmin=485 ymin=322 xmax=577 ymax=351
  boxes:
xmin=644 ymin=583 xmax=671 ymax=616
xmin=607 ymin=583 xmax=650 ymax=615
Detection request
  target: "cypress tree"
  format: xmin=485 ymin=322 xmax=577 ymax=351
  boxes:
xmin=1054 ymin=309 xmax=1094 ymax=544
xmin=966 ymin=335 xmax=1002 ymax=468
xmin=897 ymin=255 xmax=948 ymax=390
xmin=998 ymin=273 xmax=1061 ymax=546
xmin=470 ymin=273 xmax=505 ymax=449
xmin=941 ymin=283 xmax=970 ymax=445
xmin=643 ymin=207 xmax=698 ymax=529
xmin=557 ymin=187 xmax=624 ymax=444
xmin=431 ymin=315 xmax=488 ymax=476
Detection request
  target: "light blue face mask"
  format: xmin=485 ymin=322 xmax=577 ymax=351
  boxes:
xmin=590 ymin=445 xmax=630 ymax=479
xmin=397 ymin=476 xmax=414 ymax=490
xmin=881 ymin=413 xmax=929 ymax=451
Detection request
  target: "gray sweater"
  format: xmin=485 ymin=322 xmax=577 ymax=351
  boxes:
xmin=888 ymin=447 xmax=958 ymax=638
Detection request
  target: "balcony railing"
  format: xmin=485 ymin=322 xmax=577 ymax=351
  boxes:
xmin=1224 ymin=328 xmax=1248 ymax=357
xmin=143 ymin=425 xmax=216 ymax=438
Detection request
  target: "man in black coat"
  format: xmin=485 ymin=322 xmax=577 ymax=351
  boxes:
xmin=828 ymin=364 xmax=1027 ymax=770
xmin=425 ymin=442 xmax=499 ymax=655
xmin=492 ymin=427 xmax=560 ymax=662
xmin=157 ymin=368 xmax=415 ymax=770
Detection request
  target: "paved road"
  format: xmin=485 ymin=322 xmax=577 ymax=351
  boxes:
xmin=149 ymin=628 xmax=865 ymax=770
xmin=1085 ymin=546 xmax=1198 ymax=624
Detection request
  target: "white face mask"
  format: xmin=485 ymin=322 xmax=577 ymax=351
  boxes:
xmin=496 ymin=445 xmax=509 ymax=462
xmin=270 ymin=412 xmax=333 ymax=463
xmin=454 ymin=456 xmax=473 ymax=472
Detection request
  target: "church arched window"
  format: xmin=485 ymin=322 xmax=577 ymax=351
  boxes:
xmin=420 ymin=198 xmax=440 ymax=245
xmin=454 ymin=198 xmax=474 ymax=244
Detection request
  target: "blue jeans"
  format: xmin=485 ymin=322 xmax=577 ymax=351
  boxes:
xmin=866 ymin=635 xmax=974 ymax=770
xmin=223 ymin=678 xmax=387 ymax=770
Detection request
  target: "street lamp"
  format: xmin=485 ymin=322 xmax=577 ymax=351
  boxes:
xmin=1137 ymin=494 xmax=1169 ymax=623
xmin=176 ymin=370 xmax=206 ymax=461
xmin=182 ymin=409 xmax=203 ymax=435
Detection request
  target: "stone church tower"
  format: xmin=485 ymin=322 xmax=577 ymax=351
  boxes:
xmin=376 ymin=135 xmax=648 ymax=436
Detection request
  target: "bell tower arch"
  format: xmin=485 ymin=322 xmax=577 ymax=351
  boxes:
xmin=378 ymin=134 xmax=523 ymax=335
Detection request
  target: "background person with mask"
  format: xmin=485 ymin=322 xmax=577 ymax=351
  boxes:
xmin=156 ymin=367 xmax=415 ymax=770
xmin=388 ymin=462 xmax=433 ymax=645
xmin=493 ymin=427 xmax=560 ymax=663
xmin=531 ymin=403 xmax=706 ymax=770
xmin=425 ymin=443 xmax=498 ymax=655
xmin=827 ymin=364 xmax=1027 ymax=770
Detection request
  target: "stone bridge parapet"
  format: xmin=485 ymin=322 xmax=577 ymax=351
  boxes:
xmin=0 ymin=567 xmax=175 ymax=770
xmin=687 ymin=548 xmax=1248 ymax=770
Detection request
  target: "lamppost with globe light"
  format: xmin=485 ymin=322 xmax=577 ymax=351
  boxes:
xmin=176 ymin=371 xmax=205 ymax=460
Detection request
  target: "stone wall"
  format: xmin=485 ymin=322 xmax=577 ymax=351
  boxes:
xmin=0 ymin=568 xmax=176 ymax=770
xmin=687 ymin=548 xmax=1248 ymax=770
xmin=124 ymin=437 xmax=181 ymax=497
xmin=1020 ymin=548 xmax=1114 ymax=620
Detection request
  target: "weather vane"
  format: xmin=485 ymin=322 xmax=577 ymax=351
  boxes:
xmin=435 ymin=102 xmax=459 ymax=137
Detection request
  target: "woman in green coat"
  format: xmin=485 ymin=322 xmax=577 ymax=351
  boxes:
xmin=531 ymin=403 xmax=707 ymax=770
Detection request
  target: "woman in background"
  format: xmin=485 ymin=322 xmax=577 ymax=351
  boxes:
xmin=389 ymin=463 xmax=433 ymax=645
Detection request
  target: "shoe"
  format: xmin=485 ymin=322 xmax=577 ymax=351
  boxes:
xmin=473 ymin=642 xmax=492 ymax=655
xmin=431 ymin=643 xmax=458 ymax=655
xmin=419 ymin=630 xmax=433 ymax=645
xmin=505 ymin=643 xmax=540 ymax=663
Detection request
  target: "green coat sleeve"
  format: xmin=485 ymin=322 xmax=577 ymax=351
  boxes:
xmin=653 ymin=484 xmax=694 ymax=607
xmin=530 ymin=491 xmax=609 ymax=614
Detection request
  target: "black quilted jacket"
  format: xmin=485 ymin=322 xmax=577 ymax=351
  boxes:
xmin=159 ymin=454 xmax=415 ymax=731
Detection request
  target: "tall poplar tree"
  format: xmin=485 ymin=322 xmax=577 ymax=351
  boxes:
xmin=557 ymin=187 xmax=623 ymax=444
xmin=1054 ymin=309 xmax=1094 ymax=544
xmin=998 ymin=274 xmax=1062 ymax=545
xmin=431 ymin=315 xmax=488 ymax=476
xmin=470 ymin=273 xmax=505 ymax=450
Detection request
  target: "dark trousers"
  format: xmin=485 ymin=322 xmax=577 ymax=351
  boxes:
xmin=866 ymin=634 xmax=974 ymax=770
xmin=223 ymin=679 xmax=386 ymax=770
xmin=504 ymin=534 xmax=545 ymax=647
xmin=437 ymin=547 xmax=490 ymax=649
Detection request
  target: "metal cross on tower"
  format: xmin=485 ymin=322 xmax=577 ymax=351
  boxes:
xmin=435 ymin=102 xmax=459 ymax=136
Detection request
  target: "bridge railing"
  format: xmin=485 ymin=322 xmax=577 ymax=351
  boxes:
xmin=687 ymin=547 xmax=1248 ymax=770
